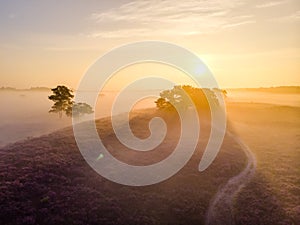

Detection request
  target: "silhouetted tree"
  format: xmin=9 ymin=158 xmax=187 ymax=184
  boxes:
xmin=49 ymin=85 xmax=94 ymax=119
xmin=155 ymin=85 xmax=219 ymax=112
xmin=66 ymin=102 xmax=94 ymax=117
xmin=48 ymin=85 xmax=74 ymax=118
xmin=160 ymin=85 xmax=191 ymax=111
xmin=154 ymin=97 xmax=173 ymax=110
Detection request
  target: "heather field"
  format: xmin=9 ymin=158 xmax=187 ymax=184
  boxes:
xmin=0 ymin=93 xmax=299 ymax=224
xmin=0 ymin=109 xmax=246 ymax=225
xmin=227 ymin=103 xmax=300 ymax=224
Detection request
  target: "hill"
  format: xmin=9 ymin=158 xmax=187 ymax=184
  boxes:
xmin=0 ymin=109 xmax=246 ymax=225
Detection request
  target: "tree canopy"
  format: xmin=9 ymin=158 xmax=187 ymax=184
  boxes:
xmin=48 ymin=86 xmax=74 ymax=118
xmin=155 ymin=85 xmax=220 ymax=112
xmin=66 ymin=103 xmax=94 ymax=118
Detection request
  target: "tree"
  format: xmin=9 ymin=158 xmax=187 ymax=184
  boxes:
xmin=66 ymin=102 xmax=94 ymax=118
xmin=154 ymin=97 xmax=173 ymax=110
xmin=48 ymin=85 xmax=74 ymax=118
xmin=156 ymin=85 xmax=192 ymax=112
xmin=49 ymin=85 xmax=94 ymax=119
xmin=155 ymin=85 xmax=219 ymax=112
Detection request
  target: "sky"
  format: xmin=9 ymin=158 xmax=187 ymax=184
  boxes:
xmin=0 ymin=0 xmax=299 ymax=89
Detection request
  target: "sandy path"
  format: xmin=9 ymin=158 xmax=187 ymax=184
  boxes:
xmin=205 ymin=131 xmax=257 ymax=225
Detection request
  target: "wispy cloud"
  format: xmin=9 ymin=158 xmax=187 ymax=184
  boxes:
xmin=221 ymin=20 xmax=255 ymax=29
xmin=255 ymin=0 xmax=288 ymax=8
xmin=88 ymin=28 xmax=153 ymax=38
xmin=88 ymin=0 xmax=255 ymax=38
xmin=269 ymin=10 xmax=300 ymax=22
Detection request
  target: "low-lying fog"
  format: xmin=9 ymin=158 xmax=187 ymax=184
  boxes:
xmin=0 ymin=90 xmax=299 ymax=148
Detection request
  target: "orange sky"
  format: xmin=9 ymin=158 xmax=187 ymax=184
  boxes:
xmin=0 ymin=0 xmax=299 ymax=89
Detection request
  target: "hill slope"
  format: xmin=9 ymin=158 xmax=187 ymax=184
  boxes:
xmin=0 ymin=109 xmax=246 ymax=225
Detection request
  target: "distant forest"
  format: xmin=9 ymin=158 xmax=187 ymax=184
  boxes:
xmin=1 ymin=86 xmax=300 ymax=94
xmin=227 ymin=86 xmax=300 ymax=94
xmin=0 ymin=87 xmax=50 ymax=92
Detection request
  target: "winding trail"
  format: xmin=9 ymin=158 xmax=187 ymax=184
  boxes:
xmin=205 ymin=131 xmax=257 ymax=225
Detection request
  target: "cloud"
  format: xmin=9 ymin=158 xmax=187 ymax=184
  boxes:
xmin=255 ymin=0 xmax=288 ymax=8
xmin=221 ymin=20 xmax=256 ymax=29
xmin=88 ymin=28 xmax=154 ymax=38
xmin=88 ymin=0 xmax=255 ymax=38
xmin=269 ymin=10 xmax=300 ymax=22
